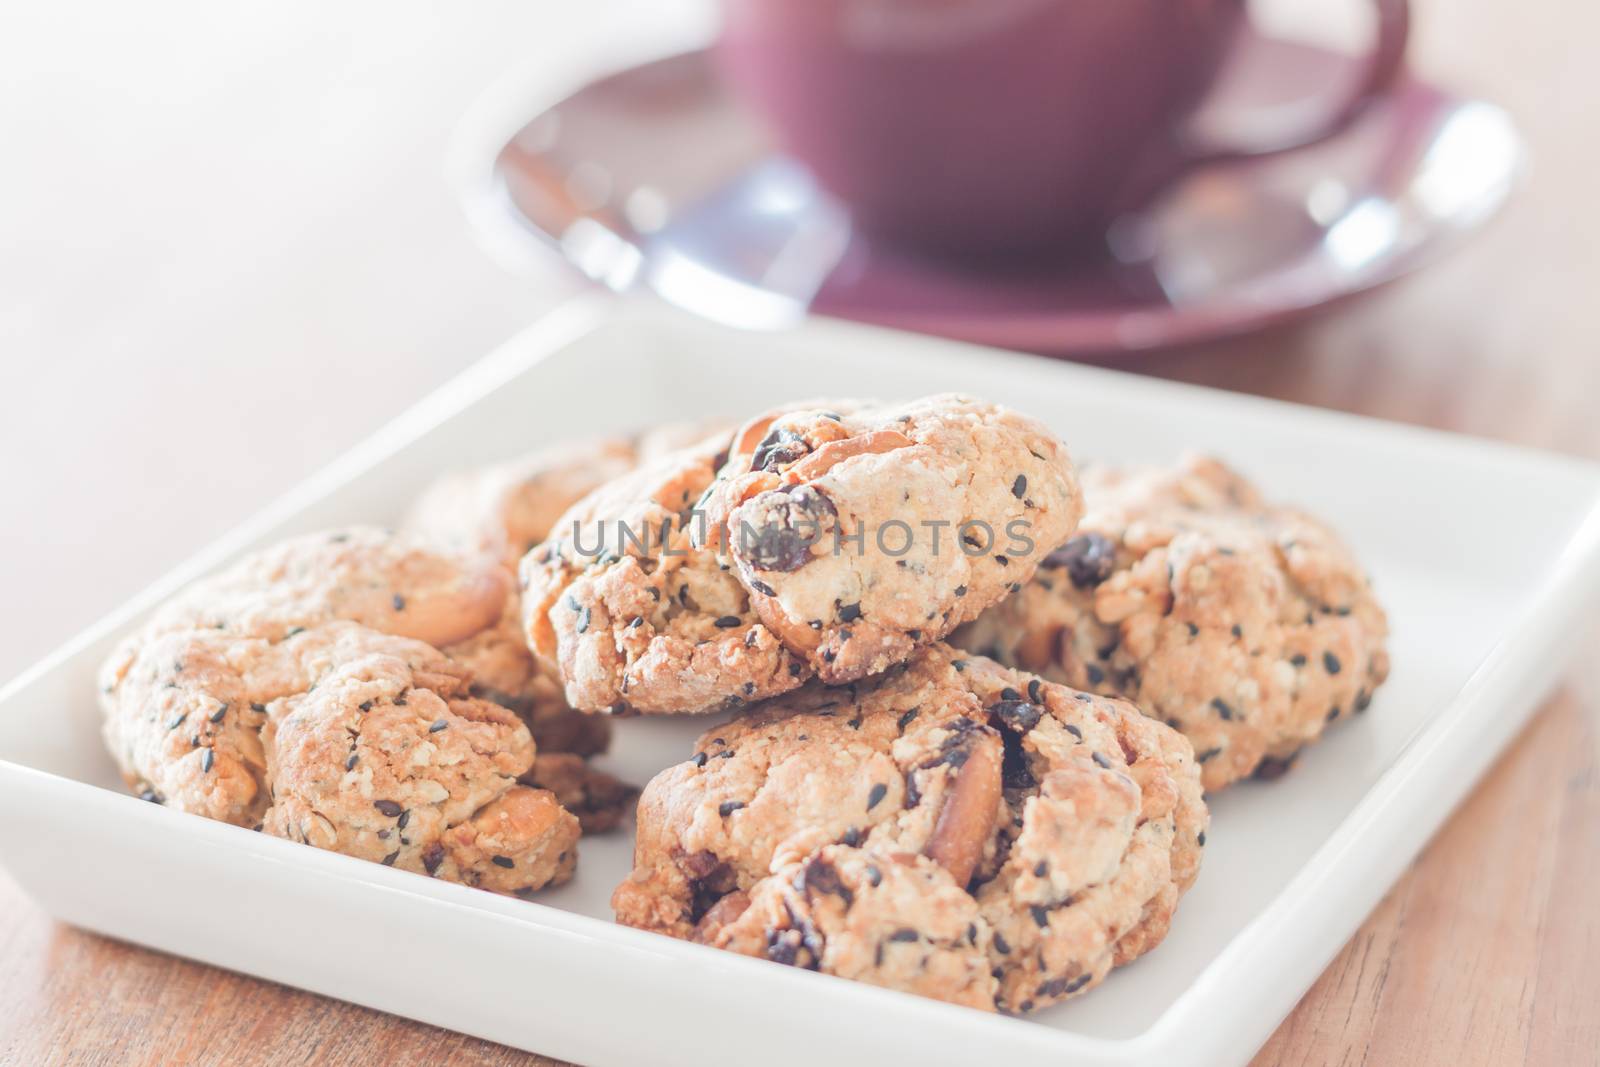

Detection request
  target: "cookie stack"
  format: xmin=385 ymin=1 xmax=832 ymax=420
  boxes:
xmin=98 ymin=394 xmax=1388 ymax=1016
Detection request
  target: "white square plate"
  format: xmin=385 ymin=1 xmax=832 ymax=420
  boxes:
xmin=4 ymin=297 xmax=1598 ymax=1066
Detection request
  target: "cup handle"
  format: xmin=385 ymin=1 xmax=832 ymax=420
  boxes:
xmin=1183 ymin=0 xmax=1411 ymax=160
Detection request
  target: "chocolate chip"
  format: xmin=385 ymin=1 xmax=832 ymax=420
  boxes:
xmin=752 ymin=425 xmax=808 ymax=472
xmin=741 ymin=485 xmax=837 ymax=572
xmin=990 ymin=700 xmax=1043 ymax=734
xmin=1042 ymin=532 xmax=1117 ymax=588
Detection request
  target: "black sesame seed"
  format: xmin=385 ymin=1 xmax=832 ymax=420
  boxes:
xmin=1187 ymin=622 xmax=1200 ymax=637
xmin=1064 ymin=723 xmax=1082 ymax=740
xmin=428 ymin=719 xmax=449 ymax=733
xmin=397 ymin=809 xmax=410 ymax=829
xmin=714 ymin=615 xmax=742 ymax=629
xmin=374 ymin=799 xmax=403 ymax=818
xmin=209 ymin=703 xmax=228 ymax=724
xmin=250 ymin=702 xmax=267 ymax=714
xmin=1231 ymin=624 xmax=1243 ymax=639
xmin=200 ymin=748 xmax=214 ymax=773
xmin=993 ymin=932 xmax=1011 ymax=954
xmin=1091 ymin=751 xmax=1112 ymax=769
xmin=1323 ymin=651 xmax=1343 ymax=675
xmin=1030 ymin=906 xmax=1050 ymax=928
xmin=628 ymin=616 xmax=644 ymax=629
xmin=866 ymin=783 xmax=887 ymax=810
xmin=1198 ymin=830 xmax=1207 ymax=846
xmin=841 ymin=826 xmax=862 ymax=847
xmin=866 ymin=865 xmax=882 ymax=887
xmin=1034 ymin=860 xmax=1049 ymax=877
xmin=954 ymin=585 xmax=967 ymax=597
xmin=751 ymin=579 xmax=776 ymax=596
xmin=1290 ymin=653 xmax=1308 ymax=668
xmin=691 ymin=752 xmax=708 ymax=767
xmin=394 ymin=695 xmax=407 ymax=706
xmin=392 ymin=594 xmax=406 ymax=611
xmin=1012 ymin=475 xmax=1027 ymax=498
xmin=1196 ymin=747 xmax=1221 ymax=763
xmin=1211 ymin=698 xmax=1235 ymax=721
xmin=888 ymin=928 xmax=919 ymax=942
xmin=1326 ymin=706 xmax=1341 ymax=722
xmin=1085 ymin=664 xmax=1105 ymax=686
xmin=1027 ymin=680 xmax=1043 ymax=704
xmin=952 ymin=660 xmax=967 ymax=672
xmin=897 ymin=708 xmax=920 ymax=730
xmin=167 ymin=713 xmax=187 ymax=730
xmin=491 ymin=855 xmax=515 ymax=869
xmin=382 ymin=850 xmax=400 ymax=866
xmin=1001 ymin=687 xmax=1023 ymax=702
xmin=358 ymin=701 xmax=373 ymax=712
xmin=837 ymin=601 xmax=862 ymax=623
xmin=718 ymin=801 xmax=745 ymax=817
xmin=345 ymin=753 xmax=359 ymax=771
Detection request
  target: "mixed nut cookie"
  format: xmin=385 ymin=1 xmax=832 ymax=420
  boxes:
xmin=952 ymin=456 xmax=1390 ymax=792
xmin=103 ymin=619 xmax=580 ymax=895
xmin=520 ymin=435 xmax=799 ymax=715
xmin=523 ymin=395 xmax=1082 ymax=716
xmin=612 ymin=643 xmax=1206 ymax=1013
xmin=117 ymin=526 xmax=606 ymax=757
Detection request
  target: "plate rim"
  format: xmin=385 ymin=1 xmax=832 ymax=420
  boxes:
xmin=4 ymin=296 xmax=1598 ymax=1065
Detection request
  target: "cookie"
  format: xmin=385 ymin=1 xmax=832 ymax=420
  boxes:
xmin=522 ymin=396 xmax=1082 ymax=716
xmin=612 ymin=643 xmax=1206 ymax=1013
xmin=952 ymin=455 xmax=1390 ymax=792
xmin=103 ymin=620 xmax=579 ymax=895
xmin=119 ymin=526 xmax=606 ymax=757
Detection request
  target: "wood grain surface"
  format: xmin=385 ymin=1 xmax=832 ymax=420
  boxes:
xmin=2 ymin=1 xmax=1596 ymax=1064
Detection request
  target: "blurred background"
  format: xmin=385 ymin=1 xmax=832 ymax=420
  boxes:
xmin=1 ymin=1 xmax=1596 ymax=1063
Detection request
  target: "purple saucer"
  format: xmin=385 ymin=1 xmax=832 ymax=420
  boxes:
xmin=475 ymin=31 xmax=1521 ymax=355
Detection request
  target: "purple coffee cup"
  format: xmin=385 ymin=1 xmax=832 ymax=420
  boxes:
xmin=716 ymin=0 xmax=1410 ymax=254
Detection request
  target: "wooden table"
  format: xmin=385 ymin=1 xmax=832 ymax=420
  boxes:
xmin=2 ymin=1 xmax=1595 ymax=1063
